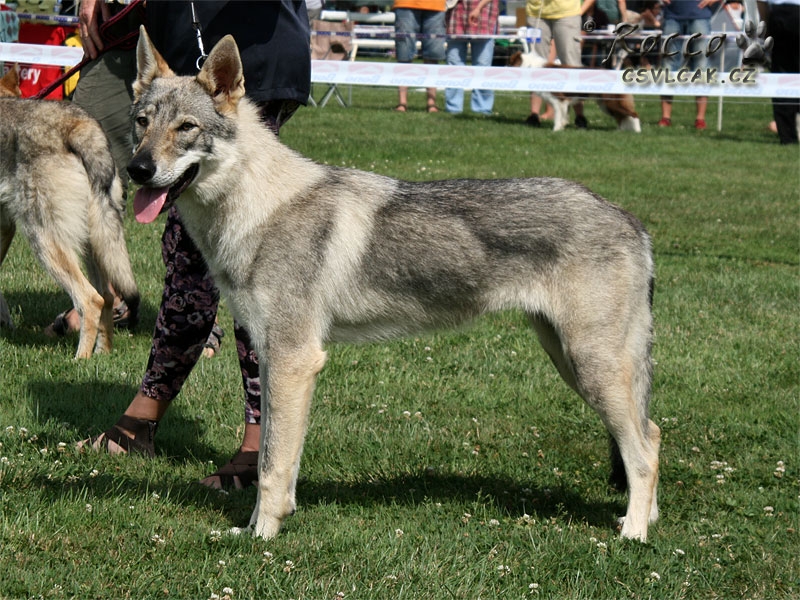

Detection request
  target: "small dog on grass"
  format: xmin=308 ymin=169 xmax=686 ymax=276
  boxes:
xmin=509 ymin=50 xmax=642 ymax=133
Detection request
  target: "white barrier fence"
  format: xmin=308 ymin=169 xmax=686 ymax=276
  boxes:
xmin=1 ymin=42 xmax=798 ymax=99
xmin=312 ymin=60 xmax=800 ymax=99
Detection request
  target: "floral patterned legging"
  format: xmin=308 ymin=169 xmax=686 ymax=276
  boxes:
xmin=138 ymin=100 xmax=300 ymax=425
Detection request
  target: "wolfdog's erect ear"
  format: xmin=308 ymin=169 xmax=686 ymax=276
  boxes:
xmin=133 ymin=25 xmax=174 ymax=100
xmin=196 ymin=35 xmax=245 ymax=114
xmin=0 ymin=63 xmax=21 ymax=98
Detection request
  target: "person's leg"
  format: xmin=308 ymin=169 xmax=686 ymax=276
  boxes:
xmin=469 ymin=38 xmax=495 ymax=114
xmin=658 ymin=18 xmax=682 ymax=125
xmin=445 ymin=39 xmax=468 ymax=113
xmin=768 ymin=6 xmax=800 ymax=144
xmin=71 ymin=49 xmax=135 ymax=188
xmin=394 ymin=8 xmax=419 ymax=110
xmin=552 ymin=15 xmax=586 ymax=126
xmin=526 ymin=17 xmax=553 ymax=125
xmin=81 ymin=207 xmax=219 ymax=455
xmin=200 ymin=100 xmax=300 ymax=489
xmin=686 ymin=19 xmax=710 ymax=129
xmin=421 ymin=9 xmax=446 ymax=111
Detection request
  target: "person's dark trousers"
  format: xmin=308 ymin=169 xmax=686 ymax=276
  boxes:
xmin=768 ymin=4 xmax=799 ymax=144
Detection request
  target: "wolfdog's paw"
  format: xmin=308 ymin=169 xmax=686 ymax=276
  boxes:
xmin=736 ymin=20 xmax=774 ymax=66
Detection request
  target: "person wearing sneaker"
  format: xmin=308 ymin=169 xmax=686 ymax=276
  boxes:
xmin=657 ymin=0 xmax=721 ymax=130
xmin=524 ymin=0 xmax=588 ymax=129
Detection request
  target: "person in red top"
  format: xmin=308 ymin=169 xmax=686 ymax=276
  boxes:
xmin=444 ymin=0 xmax=500 ymax=114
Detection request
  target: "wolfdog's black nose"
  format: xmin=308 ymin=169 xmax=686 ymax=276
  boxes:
xmin=127 ymin=154 xmax=156 ymax=184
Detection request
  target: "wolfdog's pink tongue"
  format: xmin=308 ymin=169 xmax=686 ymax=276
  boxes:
xmin=133 ymin=187 xmax=169 ymax=224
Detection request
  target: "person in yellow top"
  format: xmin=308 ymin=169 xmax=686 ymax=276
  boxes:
xmin=525 ymin=0 xmax=587 ymax=128
xmin=393 ymin=0 xmax=447 ymax=112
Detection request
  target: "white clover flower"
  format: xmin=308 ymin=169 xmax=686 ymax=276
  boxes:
xmin=57 ymin=442 xmax=67 ymax=453
xmin=395 ymin=528 xmax=404 ymax=538
xmin=283 ymin=560 xmax=295 ymax=573
xmin=85 ymin=503 xmax=93 ymax=513
xmin=222 ymin=587 xmax=233 ymax=595
xmin=89 ymin=469 xmax=99 ymax=478
xmin=210 ymin=530 xmax=222 ymax=542
xmin=489 ymin=519 xmax=500 ymax=527
xmin=674 ymin=548 xmax=686 ymax=556
xmin=649 ymin=571 xmax=661 ymax=581
xmin=497 ymin=565 xmax=511 ymax=577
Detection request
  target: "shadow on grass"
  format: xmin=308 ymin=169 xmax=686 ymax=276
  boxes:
xmin=0 ymin=290 xmax=159 ymax=350
xmin=298 ymin=472 xmax=624 ymax=530
xmin=26 ymin=378 xmax=223 ymax=465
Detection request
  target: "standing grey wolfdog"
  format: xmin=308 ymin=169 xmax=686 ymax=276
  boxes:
xmin=0 ymin=66 xmax=139 ymax=359
xmin=128 ymin=28 xmax=660 ymax=542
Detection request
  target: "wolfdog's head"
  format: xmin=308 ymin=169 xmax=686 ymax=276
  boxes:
xmin=127 ymin=26 xmax=245 ymax=223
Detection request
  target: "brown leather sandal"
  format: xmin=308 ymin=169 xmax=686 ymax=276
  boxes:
xmin=84 ymin=415 xmax=158 ymax=458
xmin=201 ymin=451 xmax=259 ymax=490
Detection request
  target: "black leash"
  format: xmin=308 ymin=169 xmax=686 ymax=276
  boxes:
xmin=33 ymin=0 xmax=145 ymax=100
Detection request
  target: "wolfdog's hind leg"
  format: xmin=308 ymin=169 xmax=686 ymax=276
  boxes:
xmin=33 ymin=236 xmax=104 ymax=359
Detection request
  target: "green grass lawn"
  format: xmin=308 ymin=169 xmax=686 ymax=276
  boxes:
xmin=1 ymin=86 xmax=797 ymax=599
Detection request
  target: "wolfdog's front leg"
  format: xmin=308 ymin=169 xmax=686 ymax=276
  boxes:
xmin=250 ymin=343 xmax=327 ymax=540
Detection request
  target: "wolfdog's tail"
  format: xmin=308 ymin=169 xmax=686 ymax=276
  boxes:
xmin=68 ymin=120 xmax=140 ymax=328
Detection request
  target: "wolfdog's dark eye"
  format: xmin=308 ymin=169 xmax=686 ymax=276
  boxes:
xmin=136 ymin=116 xmax=148 ymax=127
xmin=179 ymin=122 xmax=197 ymax=132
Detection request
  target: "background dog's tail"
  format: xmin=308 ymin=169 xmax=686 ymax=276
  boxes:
xmin=68 ymin=120 xmax=140 ymax=329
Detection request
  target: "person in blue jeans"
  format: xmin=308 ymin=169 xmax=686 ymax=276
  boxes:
xmin=658 ymin=0 xmax=722 ymax=130
xmin=393 ymin=0 xmax=446 ymax=112
xmin=444 ymin=0 xmax=500 ymax=115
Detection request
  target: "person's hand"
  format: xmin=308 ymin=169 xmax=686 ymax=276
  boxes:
xmin=468 ymin=7 xmax=481 ymax=26
xmin=79 ymin=0 xmax=112 ymax=60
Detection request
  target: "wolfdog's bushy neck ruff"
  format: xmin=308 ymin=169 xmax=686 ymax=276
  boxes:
xmin=127 ymin=27 xmax=660 ymax=542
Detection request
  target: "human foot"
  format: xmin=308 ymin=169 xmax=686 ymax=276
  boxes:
xmin=200 ymin=450 xmax=259 ymax=490
xmin=77 ymin=415 xmax=158 ymax=458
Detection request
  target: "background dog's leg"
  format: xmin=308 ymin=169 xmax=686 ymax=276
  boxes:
xmin=83 ymin=258 xmax=114 ymax=354
xmin=250 ymin=341 xmax=328 ymax=539
xmin=0 ymin=210 xmax=16 ymax=328
xmin=552 ymin=98 xmax=570 ymax=132
xmin=29 ymin=234 xmax=104 ymax=359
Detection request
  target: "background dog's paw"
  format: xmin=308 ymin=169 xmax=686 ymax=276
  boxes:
xmin=736 ymin=20 xmax=774 ymax=66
